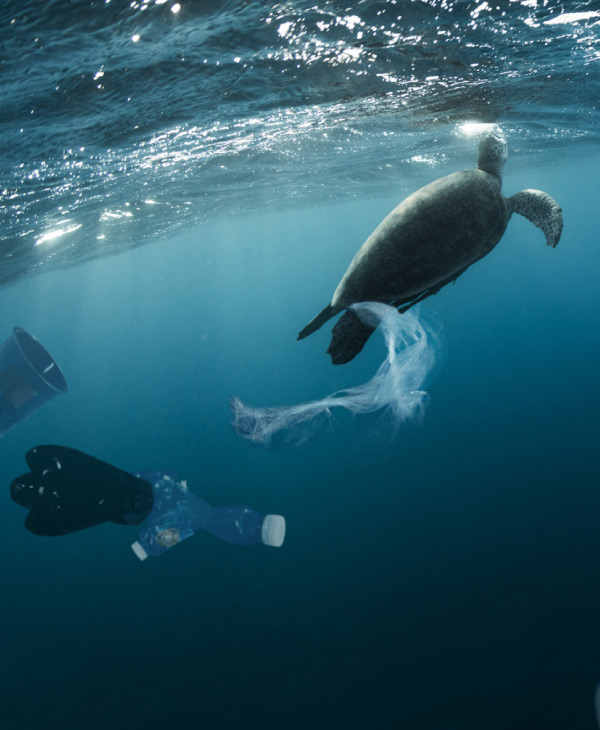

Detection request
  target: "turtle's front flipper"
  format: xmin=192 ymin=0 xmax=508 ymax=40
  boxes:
xmin=508 ymin=189 xmax=563 ymax=247
xmin=391 ymin=262 xmax=476 ymax=313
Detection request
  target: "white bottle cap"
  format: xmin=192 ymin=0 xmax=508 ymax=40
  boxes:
xmin=261 ymin=515 xmax=286 ymax=547
xmin=131 ymin=541 xmax=148 ymax=561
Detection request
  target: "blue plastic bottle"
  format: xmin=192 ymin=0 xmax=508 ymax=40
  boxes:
xmin=130 ymin=473 xmax=285 ymax=560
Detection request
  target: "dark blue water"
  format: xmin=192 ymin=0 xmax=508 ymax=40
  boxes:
xmin=1 ymin=1 xmax=600 ymax=728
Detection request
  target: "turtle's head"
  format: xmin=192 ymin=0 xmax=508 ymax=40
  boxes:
xmin=477 ymin=125 xmax=507 ymax=181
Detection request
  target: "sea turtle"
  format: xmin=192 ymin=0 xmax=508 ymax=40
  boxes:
xmin=297 ymin=126 xmax=563 ymax=364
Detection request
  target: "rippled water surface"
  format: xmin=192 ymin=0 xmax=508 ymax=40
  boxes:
xmin=1 ymin=0 xmax=600 ymax=283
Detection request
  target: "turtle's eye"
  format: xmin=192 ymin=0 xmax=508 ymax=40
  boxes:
xmin=490 ymin=137 xmax=508 ymax=163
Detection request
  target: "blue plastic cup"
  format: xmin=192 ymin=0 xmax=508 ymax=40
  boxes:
xmin=0 ymin=327 xmax=67 ymax=436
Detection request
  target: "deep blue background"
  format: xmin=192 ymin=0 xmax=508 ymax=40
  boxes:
xmin=0 ymin=154 xmax=598 ymax=729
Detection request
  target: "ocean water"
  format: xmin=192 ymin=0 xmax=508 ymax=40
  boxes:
xmin=1 ymin=1 xmax=600 ymax=728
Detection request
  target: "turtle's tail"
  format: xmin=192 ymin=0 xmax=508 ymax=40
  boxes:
xmin=327 ymin=310 xmax=376 ymax=365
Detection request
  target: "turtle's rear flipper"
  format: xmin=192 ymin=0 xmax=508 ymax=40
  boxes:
xmin=297 ymin=303 xmax=338 ymax=340
xmin=509 ymin=189 xmax=563 ymax=248
xmin=327 ymin=310 xmax=376 ymax=365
